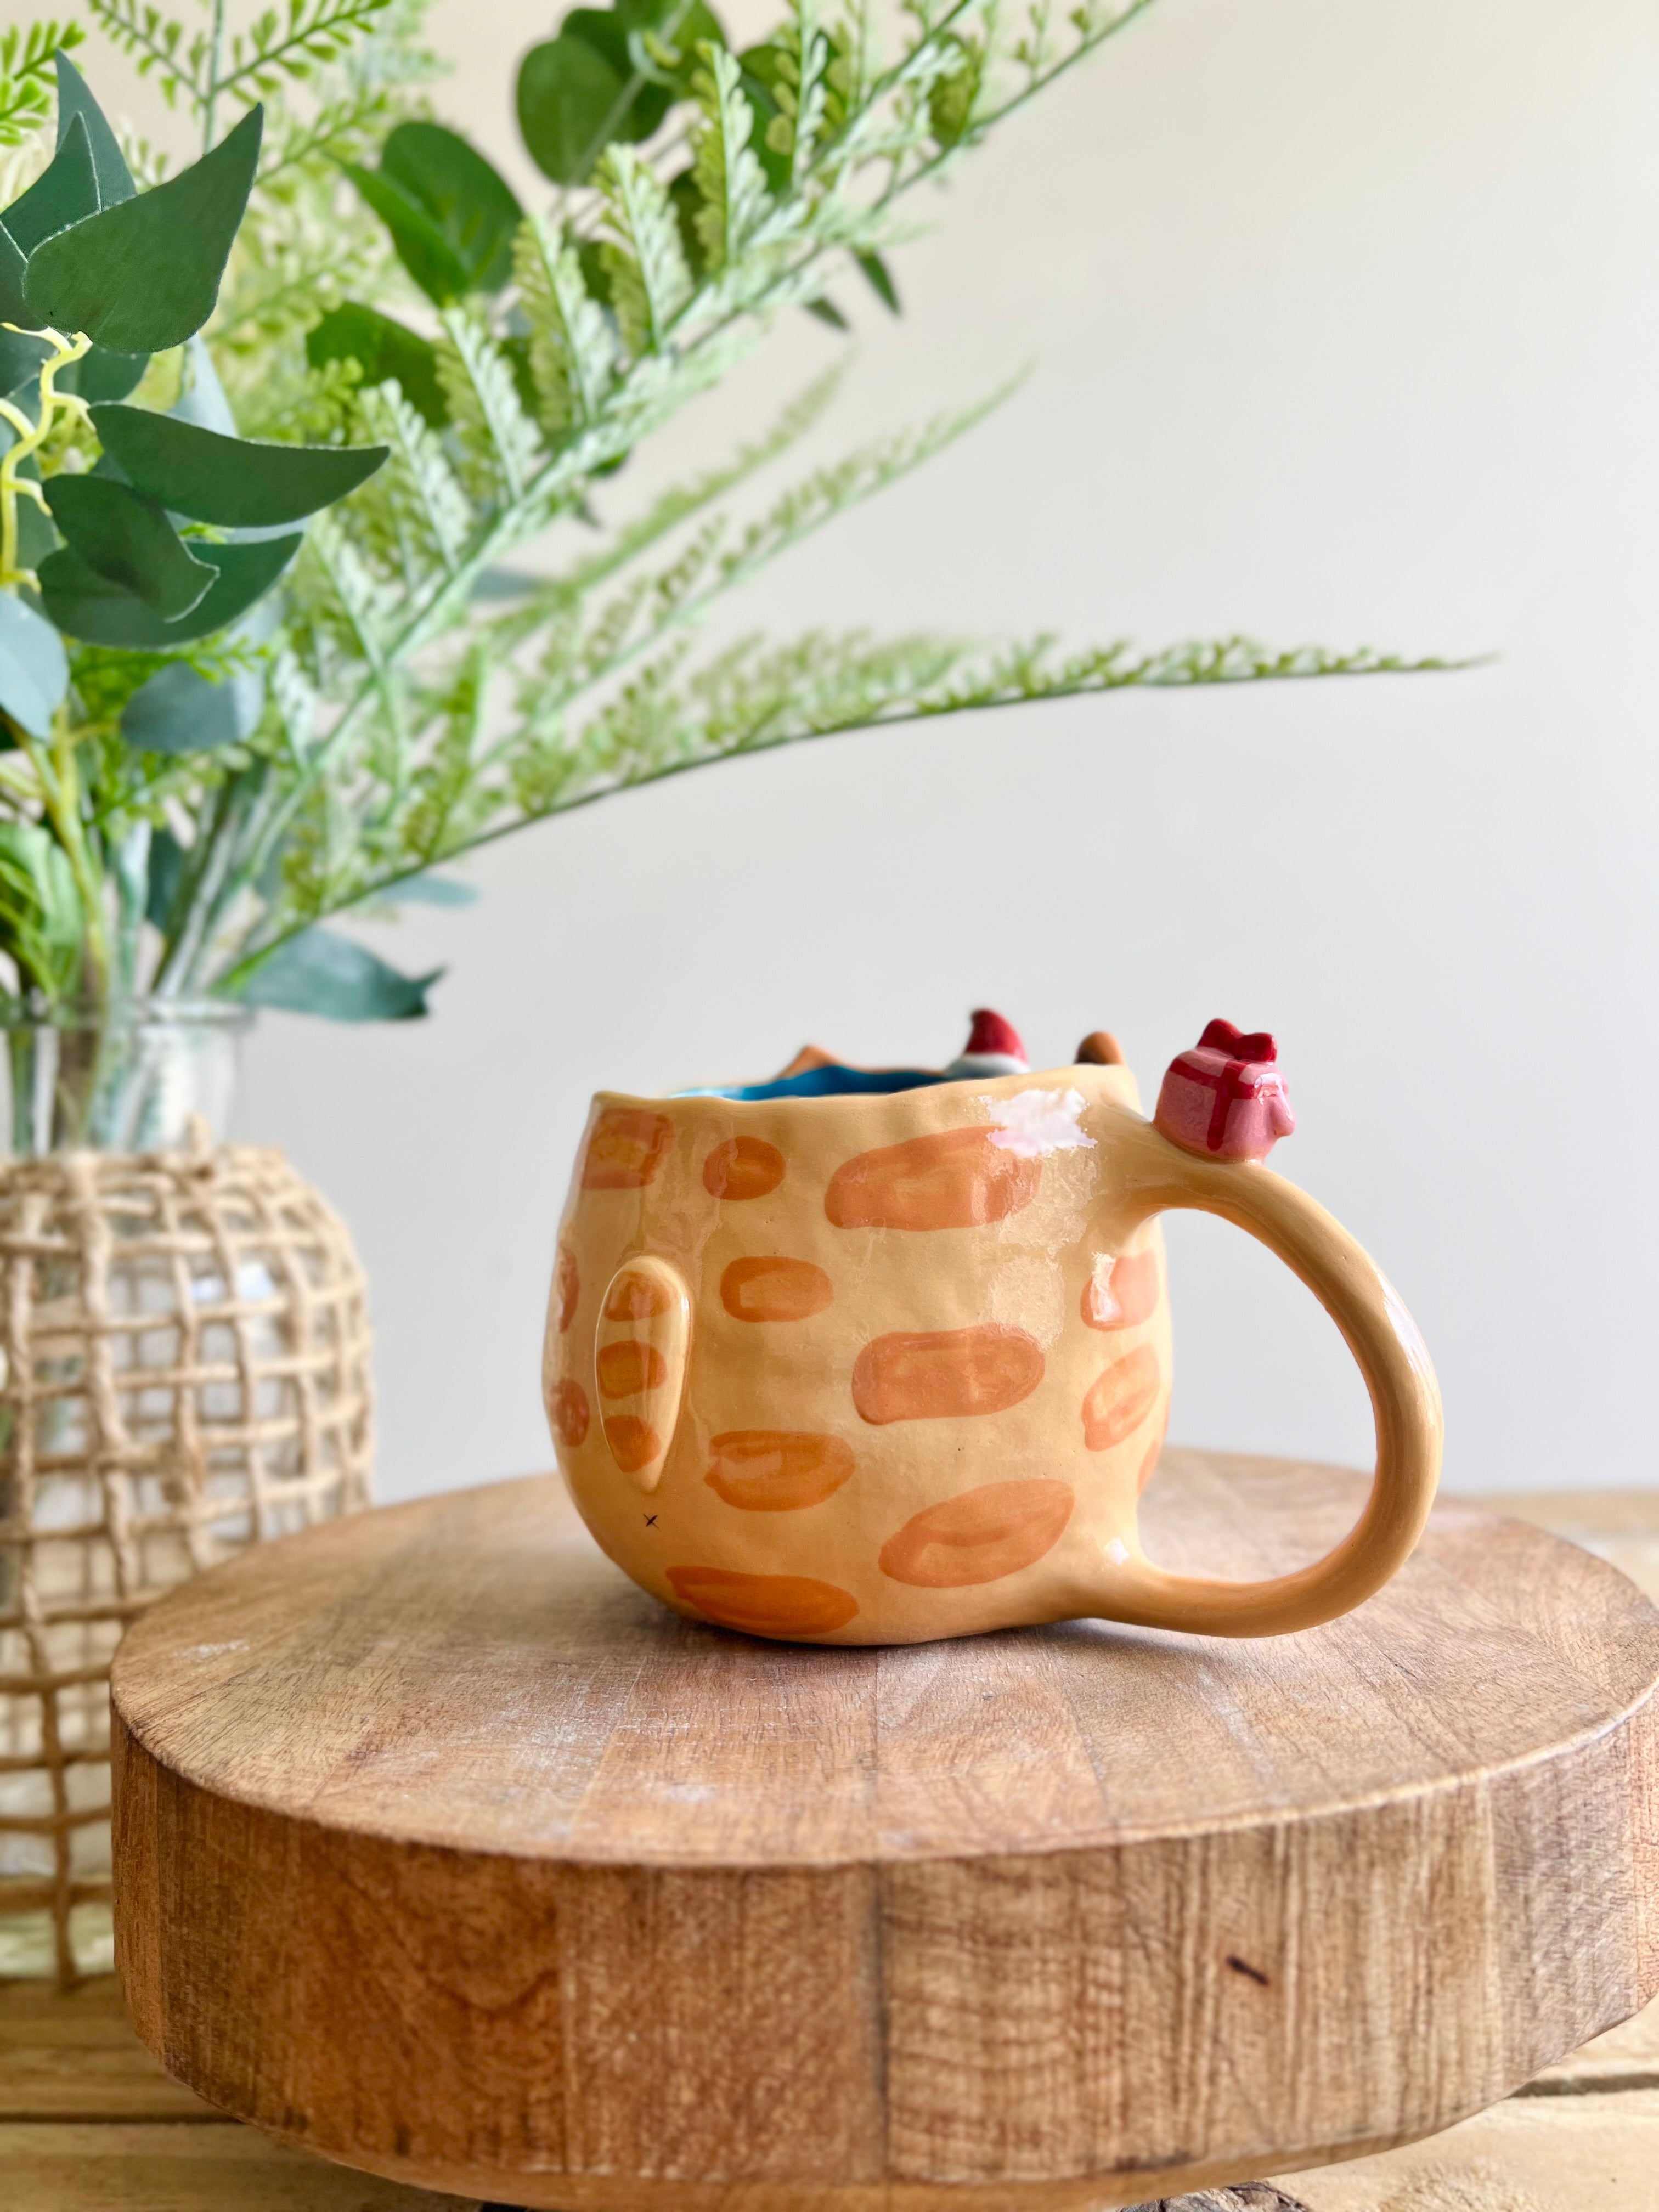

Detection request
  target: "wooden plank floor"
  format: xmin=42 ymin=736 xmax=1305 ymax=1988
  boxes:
xmin=3 ymin=1487 xmax=1655 ymax=2212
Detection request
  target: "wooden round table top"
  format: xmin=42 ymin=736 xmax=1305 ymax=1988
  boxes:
xmin=111 ymin=1452 xmax=1659 ymax=2212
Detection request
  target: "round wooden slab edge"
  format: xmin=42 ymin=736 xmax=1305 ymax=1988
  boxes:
xmin=111 ymin=1452 xmax=1659 ymax=2210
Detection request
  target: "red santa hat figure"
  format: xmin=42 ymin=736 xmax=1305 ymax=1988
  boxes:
xmin=943 ymin=1008 xmax=1030 ymax=1081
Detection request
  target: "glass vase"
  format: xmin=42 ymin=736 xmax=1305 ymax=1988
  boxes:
xmin=4 ymin=996 xmax=250 ymax=1158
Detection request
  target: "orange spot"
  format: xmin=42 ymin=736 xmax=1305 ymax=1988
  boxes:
xmin=547 ymin=1378 xmax=590 ymax=1448
xmin=853 ymin=1324 xmax=1044 ymax=1426
xmin=604 ymin=1414 xmax=664 ymax=1474
xmin=1082 ymin=1345 xmax=1161 ymax=1452
xmin=879 ymin=1479 xmax=1074 ymax=1589
xmin=556 ymin=1246 xmax=580 ymax=1334
xmin=720 ymin=1255 xmax=833 ymax=1323
xmin=825 ymin=1127 xmax=1040 ymax=1232
xmin=705 ymin=1431 xmax=855 ymax=1512
xmin=703 ymin=1136 xmax=786 ymax=1200
xmin=605 ymin=1268 xmax=674 ymax=1322
xmin=666 ymin=1566 xmax=859 ymax=1638
xmin=582 ymin=1109 xmax=673 ymax=1190
xmin=1081 ymin=1248 xmax=1160 ymax=1331
xmin=597 ymin=1340 xmax=668 ymax=1398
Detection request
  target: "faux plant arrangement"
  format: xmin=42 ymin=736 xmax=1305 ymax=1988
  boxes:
xmin=0 ymin=0 xmax=1437 ymax=1149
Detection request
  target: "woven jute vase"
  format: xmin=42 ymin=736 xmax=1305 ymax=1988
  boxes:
xmin=0 ymin=1131 xmax=373 ymax=1984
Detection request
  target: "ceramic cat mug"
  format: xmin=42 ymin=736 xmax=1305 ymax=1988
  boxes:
xmin=543 ymin=1017 xmax=1442 ymax=1645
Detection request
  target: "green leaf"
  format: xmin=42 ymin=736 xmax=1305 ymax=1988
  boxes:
xmin=89 ymin=405 xmax=388 ymax=526
xmin=341 ymin=160 xmax=469 ymax=306
xmin=43 ymin=476 xmax=216 ymax=618
xmin=25 ymin=106 xmax=263 ymax=355
xmin=144 ymin=823 xmax=183 ymax=928
xmin=804 ymin=296 xmax=849 ymax=331
xmin=4 ymin=112 xmax=100 ymax=256
xmin=667 ymin=169 xmax=707 ymax=278
xmin=517 ymin=30 xmax=632 ymax=187
xmin=380 ymin=123 xmax=522 ymax=296
xmin=54 ymin=50 xmax=135 ymax=206
xmin=0 ymin=591 xmax=69 ymax=738
xmin=0 ymin=329 xmax=53 ymax=397
xmin=15 ymin=490 xmax=57 ymax=571
xmin=0 ymin=821 xmax=82 ymax=990
xmin=307 ymin=302 xmax=448 ymax=429
xmin=62 ymin=343 xmax=149 ymax=402
xmin=237 ymin=927 xmax=441 ymax=1020
xmin=856 ymin=252 xmax=900 ymax=315
xmin=120 ymin=659 xmax=266 ymax=752
xmin=0 ymin=223 xmax=25 ymax=326
xmin=613 ymin=0 xmax=726 ymax=93
xmin=735 ymin=44 xmax=791 ymax=193
xmin=38 ymin=532 xmax=301 ymax=647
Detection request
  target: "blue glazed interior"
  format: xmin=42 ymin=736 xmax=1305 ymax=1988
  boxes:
xmin=677 ymin=1063 xmax=950 ymax=1102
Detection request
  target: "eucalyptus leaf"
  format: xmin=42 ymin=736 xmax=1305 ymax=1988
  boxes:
xmin=307 ymin=302 xmax=449 ymax=429
xmin=4 ymin=115 xmax=100 ymax=256
xmin=0 ymin=331 xmax=53 ymax=398
xmin=379 ymin=123 xmax=522 ymax=296
xmin=120 ymin=659 xmax=266 ymax=753
xmin=25 ymin=106 xmax=263 ymax=356
xmin=44 ymin=476 xmax=217 ymax=618
xmin=15 ymin=494 xmax=58 ymax=572
xmin=341 ymin=160 xmax=471 ymax=305
xmin=517 ymin=31 xmax=633 ymax=185
xmin=144 ymin=824 xmax=184 ymax=930
xmin=38 ymin=532 xmax=301 ymax=648
xmin=89 ymin=405 xmax=388 ymax=526
xmin=0 ymin=220 xmax=28 ymax=328
xmin=55 ymin=50 xmax=137 ymax=207
xmin=0 ymin=593 xmax=69 ymax=740
xmin=238 ymin=927 xmax=442 ymax=1020
xmin=62 ymin=345 xmax=149 ymax=403
xmin=805 ymin=296 xmax=849 ymax=331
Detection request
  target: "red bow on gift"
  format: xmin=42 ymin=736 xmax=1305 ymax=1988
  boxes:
xmin=1197 ymin=1018 xmax=1277 ymax=1065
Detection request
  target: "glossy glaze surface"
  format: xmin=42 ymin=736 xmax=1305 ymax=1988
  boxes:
xmin=543 ymin=1058 xmax=1442 ymax=1643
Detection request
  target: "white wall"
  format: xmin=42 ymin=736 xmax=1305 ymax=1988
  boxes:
xmin=222 ymin=0 xmax=1656 ymax=1501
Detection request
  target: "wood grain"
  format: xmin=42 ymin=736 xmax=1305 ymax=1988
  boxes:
xmin=109 ymin=1453 xmax=1659 ymax=2212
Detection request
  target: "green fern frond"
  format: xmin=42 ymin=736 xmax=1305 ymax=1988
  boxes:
xmin=353 ymin=382 xmax=474 ymax=583
xmin=690 ymin=45 xmax=770 ymax=273
xmin=599 ymin=145 xmax=693 ymax=359
xmin=435 ymin=308 xmax=545 ymax=508
xmin=82 ymin=0 xmax=210 ymax=110
xmin=0 ymin=20 xmax=83 ymax=148
xmin=536 ymin=362 xmax=848 ymax=616
xmin=214 ymin=0 xmax=396 ymax=107
xmin=512 ymin=216 xmax=618 ymax=436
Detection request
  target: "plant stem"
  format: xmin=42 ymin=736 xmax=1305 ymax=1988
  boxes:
xmin=0 ymin=332 xmax=91 ymax=588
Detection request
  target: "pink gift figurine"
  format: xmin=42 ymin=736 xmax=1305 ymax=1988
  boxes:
xmin=1154 ymin=1019 xmax=1295 ymax=1163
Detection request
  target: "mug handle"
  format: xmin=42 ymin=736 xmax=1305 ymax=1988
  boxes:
xmin=1099 ymin=1117 xmax=1443 ymax=1637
